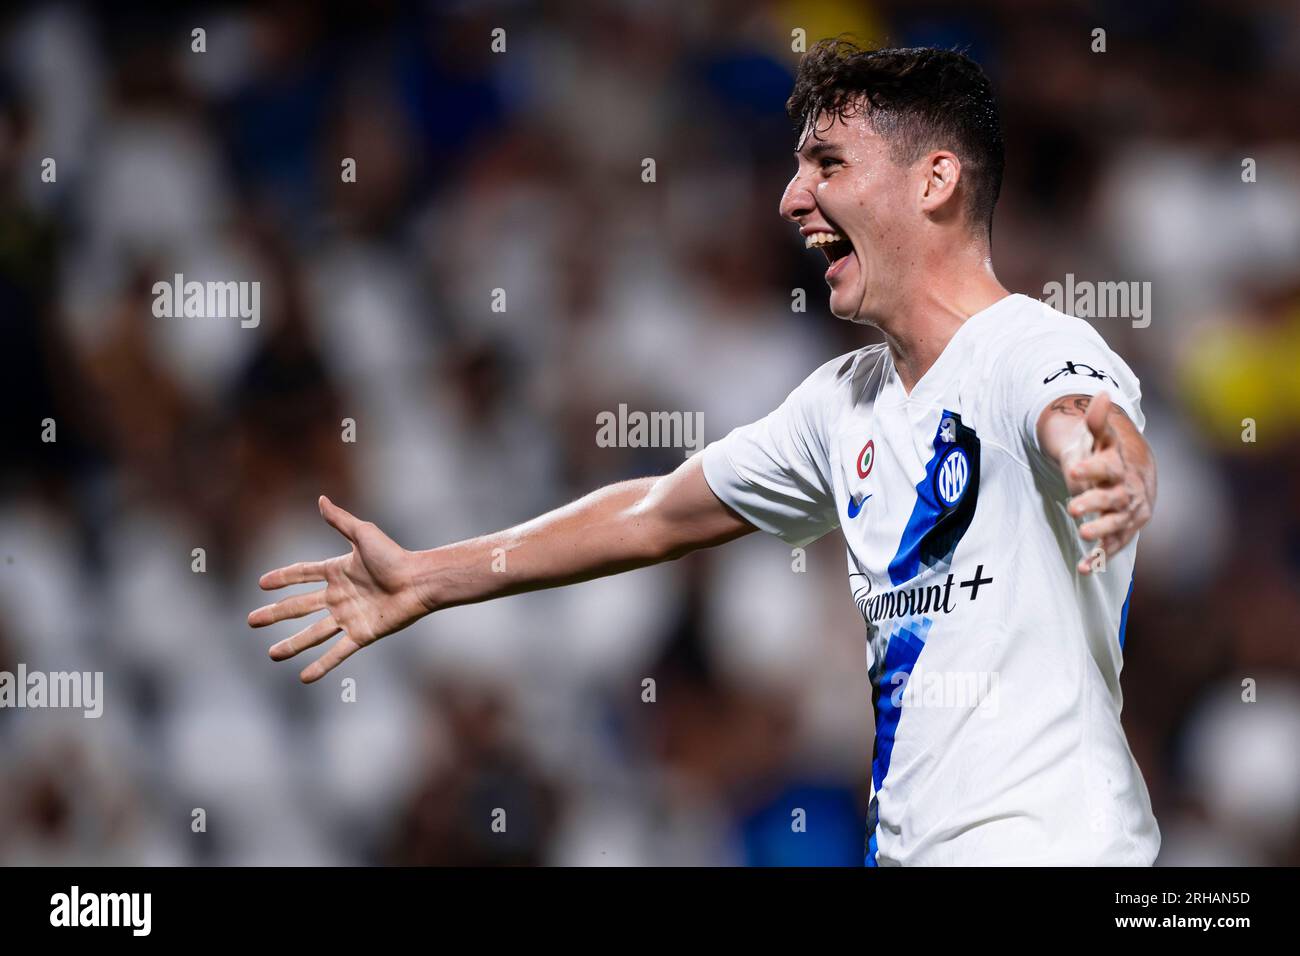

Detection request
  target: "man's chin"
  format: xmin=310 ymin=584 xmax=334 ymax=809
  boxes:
xmin=827 ymin=289 xmax=863 ymax=322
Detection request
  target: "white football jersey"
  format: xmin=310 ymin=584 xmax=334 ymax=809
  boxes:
xmin=701 ymin=293 xmax=1160 ymax=865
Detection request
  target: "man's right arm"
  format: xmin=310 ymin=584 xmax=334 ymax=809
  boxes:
xmin=414 ymin=453 xmax=755 ymax=610
xmin=248 ymin=455 xmax=754 ymax=683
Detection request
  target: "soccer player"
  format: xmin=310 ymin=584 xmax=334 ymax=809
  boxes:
xmin=249 ymin=40 xmax=1159 ymax=865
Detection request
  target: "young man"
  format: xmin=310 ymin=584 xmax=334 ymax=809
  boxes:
xmin=249 ymin=41 xmax=1159 ymax=865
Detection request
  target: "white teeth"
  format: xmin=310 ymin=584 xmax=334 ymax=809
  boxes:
xmin=804 ymin=231 xmax=846 ymax=249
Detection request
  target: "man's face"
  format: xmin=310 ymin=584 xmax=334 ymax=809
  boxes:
xmin=779 ymin=106 xmax=916 ymax=322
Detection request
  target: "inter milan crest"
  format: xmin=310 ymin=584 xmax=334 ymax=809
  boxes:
xmin=936 ymin=446 xmax=970 ymax=507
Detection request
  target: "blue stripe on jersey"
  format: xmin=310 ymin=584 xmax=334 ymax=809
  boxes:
xmin=865 ymin=617 xmax=934 ymax=865
xmin=1118 ymin=576 xmax=1134 ymax=650
xmin=889 ymin=432 xmax=951 ymax=584
xmin=887 ymin=410 xmax=979 ymax=586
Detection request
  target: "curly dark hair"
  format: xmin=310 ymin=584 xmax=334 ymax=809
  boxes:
xmin=787 ymin=38 xmax=1004 ymax=237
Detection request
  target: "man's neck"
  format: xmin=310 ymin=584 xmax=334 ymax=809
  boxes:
xmin=873 ymin=256 xmax=1010 ymax=394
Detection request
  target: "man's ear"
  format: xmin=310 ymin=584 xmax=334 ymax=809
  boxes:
xmin=919 ymin=150 xmax=962 ymax=219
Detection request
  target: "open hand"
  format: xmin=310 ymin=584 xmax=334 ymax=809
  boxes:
xmin=248 ymin=496 xmax=427 ymax=683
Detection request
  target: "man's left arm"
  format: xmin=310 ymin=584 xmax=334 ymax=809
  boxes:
xmin=1036 ymin=390 xmax=1157 ymax=575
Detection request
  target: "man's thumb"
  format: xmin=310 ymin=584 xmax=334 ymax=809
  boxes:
xmin=1086 ymin=391 xmax=1114 ymax=444
xmin=319 ymin=495 xmax=362 ymax=542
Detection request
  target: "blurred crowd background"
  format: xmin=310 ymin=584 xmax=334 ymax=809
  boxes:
xmin=2 ymin=0 xmax=1299 ymax=866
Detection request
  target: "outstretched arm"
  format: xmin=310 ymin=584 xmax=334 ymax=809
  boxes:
xmin=248 ymin=454 xmax=754 ymax=683
xmin=1036 ymin=390 xmax=1157 ymax=575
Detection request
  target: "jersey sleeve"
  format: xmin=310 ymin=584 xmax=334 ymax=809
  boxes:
xmin=699 ymin=359 xmax=841 ymax=548
xmin=1004 ymin=319 xmax=1145 ymax=460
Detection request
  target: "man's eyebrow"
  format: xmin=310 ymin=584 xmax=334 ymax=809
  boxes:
xmin=797 ymin=140 xmax=842 ymax=160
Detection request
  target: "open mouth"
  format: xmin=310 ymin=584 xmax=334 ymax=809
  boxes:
xmin=804 ymin=230 xmax=855 ymax=275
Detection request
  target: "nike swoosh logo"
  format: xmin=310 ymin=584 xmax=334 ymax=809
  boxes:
xmin=846 ymin=494 xmax=872 ymax=519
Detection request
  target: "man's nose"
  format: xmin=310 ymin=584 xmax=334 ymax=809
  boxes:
xmin=779 ymin=175 xmax=815 ymax=223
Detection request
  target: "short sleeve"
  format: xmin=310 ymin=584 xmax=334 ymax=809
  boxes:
xmin=1005 ymin=320 xmax=1145 ymax=458
xmin=699 ymin=359 xmax=841 ymax=548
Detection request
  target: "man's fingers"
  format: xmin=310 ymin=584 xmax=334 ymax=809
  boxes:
xmin=319 ymin=495 xmax=363 ymax=543
xmin=1076 ymin=531 xmax=1131 ymax=574
xmin=248 ymin=589 xmax=328 ymax=627
xmin=259 ymin=560 xmax=326 ymax=590
xmin=269 ymin=615 xmax=341 ymax=661
xmin=300 ymin=635 xmax=363 ymax=684
xmin=1079 ymin=511 xmax=1130 ymax=543
xmin=1086 ymin=391 xmax=1115 ymax=447
xmin=1068 ymin=450 xmax=1123 ymax=487
xmin=1067 ymin=485 xmax=1126 ymax=519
